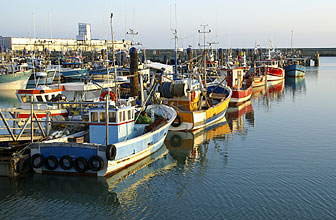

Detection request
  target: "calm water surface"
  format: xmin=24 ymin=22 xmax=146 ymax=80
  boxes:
xmin=1 ymin=57 xmax=336 ymax=219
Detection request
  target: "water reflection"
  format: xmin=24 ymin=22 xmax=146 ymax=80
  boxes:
xmin=165 ymin=118 xmax=232 ymax=167
xmin=285 ymin=77 xmax=307 ymax=99
xmin=0 ymin=90 xmax=19 ymax=107
xmin=226 ymin=100 xmax=254 ymax=136
xmin=0 ymin=144 xmax=177 ymax=218
xmin=0 ymin=174 xmax=120 ymax=218
xmin=105 ymin=144 xmax=176 ymax=192
xmin=252 ymin=79 xmax=285 ymax=109
xmin=305 ymin=67 xmax=319 ymax=81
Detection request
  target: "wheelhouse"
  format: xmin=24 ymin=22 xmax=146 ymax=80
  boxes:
xmin=88 ymin=105 xmax=136 ymax=145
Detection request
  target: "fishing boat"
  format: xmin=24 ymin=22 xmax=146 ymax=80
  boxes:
xmin=59 ymin=56 xmax=87 ymax=80
xmin=29 ymin=98 xmax=176 ymax=177
xmin=26 ymin=68 xmax=57 ymax=88
xmin=0 ymin=63 xmax=31 ymax=90
xmin=284 ymin=58 xmax=306 ymax=77
xmin=255 ymin=60 xmax=285 ymax=81
xmin=226 ymin=67 xmax=253 ymax=106
xmin=12 ymin=85 xmax=68 ymax=119
xmin=248 ymin=66 xmax=266 ymax=88
xmin=208 ymin=67 xmax=252 ymax=107
xmin=159 ymin=76 xmax=232 ymax=131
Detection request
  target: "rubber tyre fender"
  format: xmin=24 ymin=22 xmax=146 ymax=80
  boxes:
xmin=59 ymin=155 xmax=74 ymax=170
xmin=170 ymin=135 xmax=183 ymax=148
xmin=17 ymin=158 xmax=32 ymax=174
xmin=30 ymin=154 xmax=44 ymax=169
xmin=88 ymin=155 xmax=104 ymax=171
xmin=74 ymin=157 xmax=89 ymax=173
xmin=171 ymin=115 xmax=182 ymax=127
xmin=44 ymin=156 xmax=58 ymax=170
xmin=106 ymin=145 xmax=117 ymax=160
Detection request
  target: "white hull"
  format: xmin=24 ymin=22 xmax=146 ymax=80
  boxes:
xmin=267 ymin=75 xmax=284 ymax=81
xmin=0 ymin=78 xmax=29 ymax=90
xmin=229 ymin=93 xmax=252 ymax=104
xmin=103 ymin=136 xmax=166 ymax=177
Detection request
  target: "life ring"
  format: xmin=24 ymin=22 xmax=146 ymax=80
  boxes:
xmin=44 ymin=156 xmax=58 ymax=170
xmin=16 ymin=158 xmax=32 ymax=174
xmin=88 ymin=155 xmax=104 ymax=171
xmin=106 ymin=145 xmax=117 ymax=160
xmin=170 ymin=135 xmax=183 ymax=148
xmin=30 ymin=154 xmax=44 ymax=168
xmin=59 ymin=155 xmax=74 ymax=170
xmin=73 ymin=157 xmax=88 ymax=173
xmin=172 ymin=115 xmax=182 ymax=127
xmin=99 ymin=91 xmax=116 ymax=102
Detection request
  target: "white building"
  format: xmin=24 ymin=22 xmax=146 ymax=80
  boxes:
xmin=76 ymin=23 xmax=91 ymax=41
xmin=2 ymin=23 xmax=130 ymax=52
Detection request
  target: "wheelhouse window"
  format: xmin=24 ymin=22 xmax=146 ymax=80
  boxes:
xmin=36 ymin=95 xmax=43 ymax=102
xmin=91 ymin=112 xmax=98 ymax=122
xmin=128 ymin=110 xmax=131 ymax=121
xmin=21 ymin=95 xmax=33 ymax=103
xmin=119 ymin=111 xmax=122 ymax=122
xmin=109 ymin=112 xmax=116 ymax=123
xmin=100 ymin=112 xmax=106 ymax=122
xmin=123 ymin=111 xmax=126 ymax=121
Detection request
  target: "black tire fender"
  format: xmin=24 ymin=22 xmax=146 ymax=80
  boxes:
xmin=171 ymin=115 xmax=182 ymax=127
xmin=30 ymin=154 xmax=44 ymax=169
xmin=88 ymin=155 xmax=104 ymax=171
xmin=59 ymin=155 xmax=74 ymax=170
xmin=17 ymin=158 xmax=32 ymax=174
xmin=74 ymin=157 xmax=88 ymax=173
xmin=106 ymin=145 xmax=117 ymax=160
xmin=44 ymin=156 xmax=58 ymax=170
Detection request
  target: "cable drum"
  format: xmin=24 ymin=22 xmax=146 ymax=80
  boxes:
xmin=160 ymin=82 xmax=187 ymax=98
xmin=173 ymin=83 xmax=187 ymax=97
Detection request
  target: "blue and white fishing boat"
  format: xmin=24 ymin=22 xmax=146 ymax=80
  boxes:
xmin=284 ymin=58 xmax=306 ymax=77
xmin=29 ymin=98 xmax=176 ymax=177
xmin=26 ymin=69 xmax=57 ymax=88
xmin=59 ymin=57 xmax=87 ymax=80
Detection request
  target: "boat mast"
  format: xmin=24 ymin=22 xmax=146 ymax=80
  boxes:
xmin=126 ymin=28 xmax=138 ymax=46
xmin=173 ymin=29 xmax=178 ymax=74
xmin=290 ymin=30 xmax=294 ymax=54
xmin=198 ymin=24 xmax=211 ymax=89
xmin=110 ymin=13 xmax=119 ymax=102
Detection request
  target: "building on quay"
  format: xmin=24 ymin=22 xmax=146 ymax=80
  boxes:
xmin=1 ymin=23 xmax=131 ymax=52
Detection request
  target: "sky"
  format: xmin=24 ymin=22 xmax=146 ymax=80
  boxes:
xmin=1 ymin=0 xmax=335 ymax=49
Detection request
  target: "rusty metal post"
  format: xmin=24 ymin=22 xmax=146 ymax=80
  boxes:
xmin=30 ymin=101 xmax=34 ymax=143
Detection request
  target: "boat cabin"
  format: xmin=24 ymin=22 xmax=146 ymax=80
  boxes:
xmin=16 ymin=85 xmax=65 ymax=109
xmin=226 ymin=68 xmax=246 ymax=89
xmin=88 ymin=105 xmax=135 ymax=145
xmin=256 ymin=60 xmax=279 ymax=68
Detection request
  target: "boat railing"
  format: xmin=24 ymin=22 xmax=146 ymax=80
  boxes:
xmin=0 ymin=100 xmax=111 ymax=143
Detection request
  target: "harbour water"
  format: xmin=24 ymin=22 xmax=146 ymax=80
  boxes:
xmin=1 ymin=57 xmax=336 ymax=219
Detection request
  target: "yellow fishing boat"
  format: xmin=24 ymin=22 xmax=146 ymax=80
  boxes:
xmin=159 ymin=77 xmax=232 ymax=131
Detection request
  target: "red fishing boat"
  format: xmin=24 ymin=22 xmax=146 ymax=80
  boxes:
xmin=255 ymin=60 xmax=284 ymax=81
xmin=225 ymin=67 xmax=253 ymax=106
